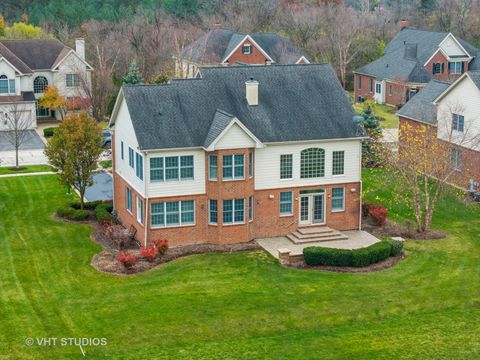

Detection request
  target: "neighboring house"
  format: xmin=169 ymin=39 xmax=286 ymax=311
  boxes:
xmin=0 ymin=38 xmax=93 ymax=131
xmin=397 ymin=72 xmax=480 ymax=190
xmin=109 ymin=64 xmax=363 ymax=246
xmin=175 ymin=28 xmax=310 ymax=78
xmin=354 ymin=21 xmax=479 ymax=107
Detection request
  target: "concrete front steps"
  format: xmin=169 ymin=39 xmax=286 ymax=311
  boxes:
xmin=287 ymin=226 xmax=348 ymax=244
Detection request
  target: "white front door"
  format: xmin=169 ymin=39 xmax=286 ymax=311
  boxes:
xmin=299 ymin=193 xmax=325 ymax=225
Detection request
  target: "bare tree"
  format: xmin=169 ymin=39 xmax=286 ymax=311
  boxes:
xmin=393 ymin=102 xmax=480 ymax=232
xmin=2 ymin=103 xmax=33 ymax=169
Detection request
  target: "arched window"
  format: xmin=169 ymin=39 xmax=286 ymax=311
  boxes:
xmin=34 ymin=76 xmax=48 ymax=93
xmin=0 ymin=74 xmax=15 ymax=94
xmin=300 ymin=148 xmax=325 ymax=178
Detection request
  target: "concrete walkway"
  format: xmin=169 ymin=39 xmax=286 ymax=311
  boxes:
xmin=257 ymin=230 xmax=380 ymax=258
xmin=0 ymin=171 xmax=55 ymax=178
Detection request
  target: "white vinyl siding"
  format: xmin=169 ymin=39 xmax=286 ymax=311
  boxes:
xmin=214 ymin=123 xmax=256 ymax=150
xmin=254 ymin=140 xmax=361 ymax=190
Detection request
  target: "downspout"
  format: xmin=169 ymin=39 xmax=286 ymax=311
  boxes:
xmin=143 ymin=151 xmax=149 ymax=247
xmin=359 ymin=141 xmax=363 ymax=231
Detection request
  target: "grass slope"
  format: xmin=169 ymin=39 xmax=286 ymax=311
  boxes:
xmin=0 ymin=173 xmax=479 ymax=359
xmin=0 ymin=165 xmax=52 ymax=175
xmin=353 ymin=102 xmax=399 ymax=129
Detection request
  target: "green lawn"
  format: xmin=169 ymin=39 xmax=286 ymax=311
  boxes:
xmin=0 ymin=164 xmax=53 ymax=175
xmin=0 ymin=172 xmax=479 ymax=359
xmin=99 ymin=160 xmax=112 ymax=168
xmin=353 ymin=102 xmax=399 ymax=129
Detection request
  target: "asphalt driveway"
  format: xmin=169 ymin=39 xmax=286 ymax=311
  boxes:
xmin=84 ymin=171 xmax=113 ymax=202
xmin=0 ymin=130 xmax=45 ymax=151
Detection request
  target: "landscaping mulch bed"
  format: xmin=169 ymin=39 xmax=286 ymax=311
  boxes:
xmin=91 ymin=241 xmax=261 ymax=275
xmin=362 ymin=216 xmax=446 ymax=240
xmin=287 ymin=252 xmax=405 ymax=273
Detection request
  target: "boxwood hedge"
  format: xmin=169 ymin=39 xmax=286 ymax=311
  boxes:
xmin=303 ymin=239 xmax=401 ymax=267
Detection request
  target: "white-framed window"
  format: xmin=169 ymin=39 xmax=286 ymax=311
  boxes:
xmin=33 ymin=76 xmax=48 ymax=93
xmin=432 ymin=63 xmax=444 ymax=74
xmin=223 ymin=199 xmax=244 ymax=224
xmin=135 ymin=152 xmax=143 ymax=180
xmin=248 ymin=151 xmax=253 ymax=177
xmin=149 ymin=155 xmax=194 ymax=182
xmin=388 ymin=84 xmax=393 ymax=96
xmin=0 ymin=75 xmax=15 ymax=94
xmin=126 ymin=187 xmax=132 ymax=213
xmin=128 ymin=147 xmax=134 ymax=168
xmin=209 ymin=155 xmax=217 ymax=180
xmin=249 ymin=196 xmax=253 ymax=222
xmin=332 ymin=151 xmax=345 ymax=175
xmin=448 ymin=61 xmax=464 ymax=74
xmin=150 ymin=157 xmax=164 ymax=182
xmin=136 ymin=197 xmax=144 ymax=224
xmin=375 ymin=83 xmax=381 ymax=94
xmin=280 ymin=154 xmax=293 ymax=179
xmin=369 ymin=78 xmax=373 ymax=93
xmin=66 ymin=73 xmax=79 ymax=87
xmin=209 ymin=199 xmax=218 ymax=224
xmin=300 ymin=148 xmax=325 ymax=178
xmin=242 ymin=44 xmax=252 ymax=54
xmin=150 ymin=200 xmax=195 ymax=228
xmin=452 ymin=114 xmax=465 ymax=132
xmin=332 ymin=187 xmax=345 ymax=212
xmin=120 ymin=141 xmax=124 ymax=160
xmin=280 ymin=191 xmax=293 ymax=216
xmin=222 ymin=154 xmax=244 ymax=180
xmin=357 ymin=75 xmax=362 ymax=90
xmin=450 ymin=148 xmax=462 ymax=171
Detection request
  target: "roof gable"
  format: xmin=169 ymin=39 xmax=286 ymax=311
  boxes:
xmin=117 ymin=64 xmax=360 ymax=151
xmin=221 ymin=35 xmax=274 ymax=64
xmin=434 ymin=71 xmax=480 ymax=104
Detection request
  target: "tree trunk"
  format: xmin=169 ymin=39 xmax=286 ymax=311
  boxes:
xmin=15 ymin=145 xmax=19 ymax=168
xmin=79 ymin=187 xmax=85 ymax=210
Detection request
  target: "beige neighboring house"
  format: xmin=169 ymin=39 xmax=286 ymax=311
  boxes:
xmin=0 ymin=38 xmax=93 ymax=131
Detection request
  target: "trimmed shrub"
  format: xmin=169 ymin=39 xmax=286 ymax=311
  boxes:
xmin=304 ymin=240 xmax=394 ymax=267
xmin=152 ymin=238 xmax=168 ymax=255
xmin=43 ymin=127 xmax=57 ymax=137
xmin=95 ymin=203 xmax=113 ymax=223
xmin=70 ymin=200 xmax=102 ymax=210
xmin=369 ymin=204 xmax=388 ymax=225
xmin=140 ymin=245 xmax=158 ymax=262
xmin=388 ymin=239 xmax=404 ymax=256
xmin=56 ymin=207 xmax=89 ymax=221
xmin=117 ymin=251 xmax=138 ymax=269
xmin=362 ymin=200 xmax=375 ymax=217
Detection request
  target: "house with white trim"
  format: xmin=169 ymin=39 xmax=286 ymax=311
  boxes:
xmin=354 ymin=21 xmax=480 ymax=107
xmin=109 ymin=64 xmax=364 ymax=246
xmin=0 ymin=38 xmax=93 ymax=130
xmin=175 ymin=28 xmax=310 ymax=78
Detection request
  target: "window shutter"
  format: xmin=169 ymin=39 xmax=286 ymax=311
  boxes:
xmin=432 ymin=64 xmax=435 ymax=74
xmin=441 ymin=63 xmax=445 ymax=73
xmin=461 ymin=62 xmax=465 ymax=73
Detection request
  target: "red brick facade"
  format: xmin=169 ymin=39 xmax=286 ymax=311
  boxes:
xmin=353 ymin=73 xmax=375 ymax=103
xmin=224 ymin=40 xmax=270 ymax=65
xmin=113 ymin=147 xmax=361 ymax=246
xmin=398 ymin=117 xmax=480 ymax=190
xmin=425 ymin=50 xmax=469 ymax=82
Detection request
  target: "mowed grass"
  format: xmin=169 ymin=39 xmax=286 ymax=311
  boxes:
xmin=0 ymin=172 xmax=479 ymax=359
xmin=0 ymin=165 xmax=52 ymax=175
xmin=353 ymin=101 xmax=399 ymax=129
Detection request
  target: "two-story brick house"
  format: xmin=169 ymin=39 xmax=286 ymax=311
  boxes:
xmin=398 ymin=72 xmax=480 ymax=191
xmin=0 ymin=38 xmax=93 ymax=130
xmin=175 ymin=28 xmax=310 ymax=78
xmin=354 ymin=23 xmax=479 ymax=107
xmin=109 ymin=64 xmax=363 ymax=246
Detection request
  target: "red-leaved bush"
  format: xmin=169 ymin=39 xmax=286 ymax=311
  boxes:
xmin=152 ymin=238 xmax=168 ymax=255
xmin=369 ymin=205 xmax=388 ymax=226
xmin=140 ymin=245 xmax=158 ymax=262
xmin=117 ymin=251 xmax=138 ymax=268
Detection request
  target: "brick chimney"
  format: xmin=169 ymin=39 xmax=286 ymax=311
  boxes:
xmin=245 ymin=77 xmax=259 ymax=106
xmin=75 ymin=38 xmax=85 ymax=60
xmin=400 ymin=20 xmax=409 ymax=30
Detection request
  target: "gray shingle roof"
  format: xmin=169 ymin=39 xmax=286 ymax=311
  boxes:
xmin=356 ymin=28 xmax=479 ymax=83
xmin=204 ymin=109 xmax=235 ymax=148
xmin=0 ymin=42 xmax=32 ymax=74
xmin=0 ymin=39 xmax=69 ymax=70
xmin=120 ymin=64 xmax=360 ymax=150
xmin=468 ymin=70 xmax=480 ymax=89
xmin=397 ymin=80 xmax=450 ymax=124
xmin=181 ymin=29 xmax=307 ymax=65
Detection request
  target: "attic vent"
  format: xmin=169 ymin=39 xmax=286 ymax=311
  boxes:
xmin=245 ymin=77 xmax=259 ymax=106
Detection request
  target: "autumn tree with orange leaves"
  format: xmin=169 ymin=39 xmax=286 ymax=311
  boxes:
xmin=45 ymin=112 xmax=103 ymax=209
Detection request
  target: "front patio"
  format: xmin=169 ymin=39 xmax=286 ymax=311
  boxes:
xmin=257 ymin=227 xmax=380 ymax=264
